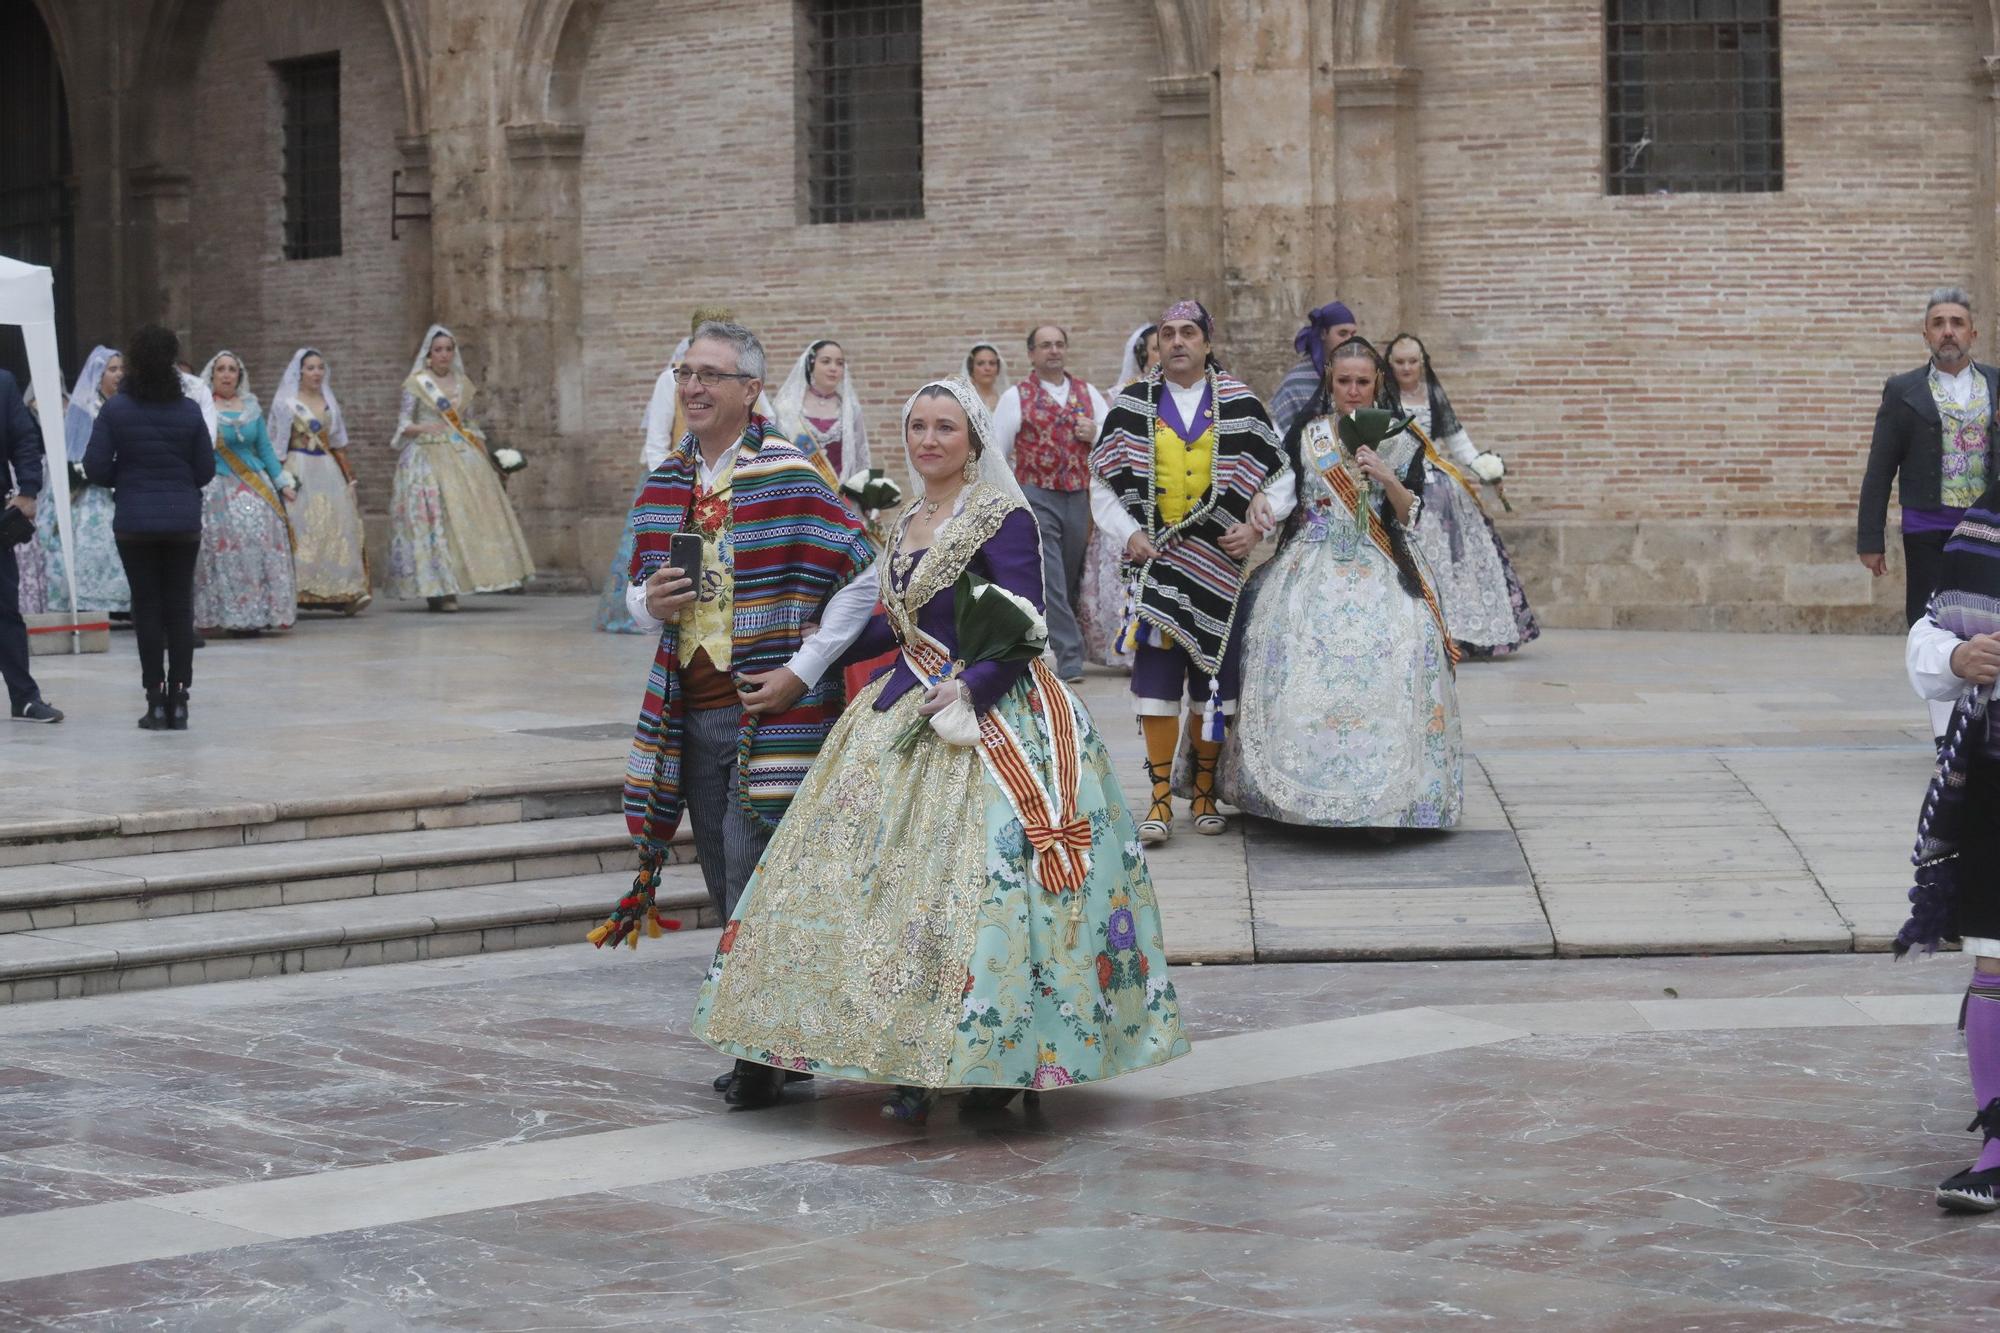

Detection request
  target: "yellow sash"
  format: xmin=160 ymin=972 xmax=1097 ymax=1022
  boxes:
xmin=415 ymin=374 xmax=489 ymax=460
xmin=214 ymin=432 xmax=294 ymax=550
xmin=1303 ymin=420 xmax=1459 ymax=668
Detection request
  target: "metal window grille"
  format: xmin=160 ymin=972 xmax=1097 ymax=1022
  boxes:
xmin=1605 ymin=0 xmax=1782 ymax=196
xmin=802 ymin=0 xmax=923 ymax=225
xmin=278 ymin=54 xmax=342 ymax=259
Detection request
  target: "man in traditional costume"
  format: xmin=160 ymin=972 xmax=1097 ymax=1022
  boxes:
xmin=606 ymin=320 xmax=877 ymax=1099
xmin=1269 ymin=300 xmax=1358 ymax=440
xmin=1089 ymin=299 xmax=1292 ymax=845
xmin=990 ymin=324 xmax=1112 ymax=683
xmin=1898 ymin=475 xmax=2000 ymax=1211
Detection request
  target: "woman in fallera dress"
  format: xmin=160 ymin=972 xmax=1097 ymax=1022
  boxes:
xmin=1078 ymin=323 xmax=1158 ymax=670
xmin=193 ymin=351 xmax=296 ymax=634
xmin=692 ymin=377 xmax=1190 ymax=1124
xmin=38 ymin=346 xmax=130 ymax=614
xmin=1221 ymin=336 xmax=1464 ymax=832
xmin=965 ymin=341 xmax=1008 ymax=416
xmin=270 ymin=348 xmax=371 ymax=615
xmin=771 ymin=338 xmax=869 ymax=484
xmin=386 ymin=325 xmax=536 ymax=611
xmin=1385 ymin=333 xmax=1539 ymax=659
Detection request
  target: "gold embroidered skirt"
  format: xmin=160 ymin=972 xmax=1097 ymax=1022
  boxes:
xmin=692 ymin=673 xmax=1190 ymax=1090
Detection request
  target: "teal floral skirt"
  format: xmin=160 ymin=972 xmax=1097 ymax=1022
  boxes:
xmin=692 ymin=672 xmax=1190 ymax=1090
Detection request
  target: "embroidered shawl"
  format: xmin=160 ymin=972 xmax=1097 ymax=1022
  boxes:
xmin=622 ymin=416 xmax=874 ymax=848
xmin=1090 ymin=369 xmax=1288 ymax=673
xmin=1897 ymin=482 xmax=2000 ymax=955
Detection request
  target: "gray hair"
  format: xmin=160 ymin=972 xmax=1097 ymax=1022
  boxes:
xmin=1925 ymin=287 xmax=1975 ymax=320
xmin=688 ymin=320 xmax=766 ymax=380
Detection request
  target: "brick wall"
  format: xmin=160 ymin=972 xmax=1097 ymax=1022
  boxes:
xmin=571 ymin=0 xmax=1166 ymax=574
xmin=186 ymin=0 xmax=431 ymax=523
xmin=1409 ymin=0 xmax=1974 ymax=630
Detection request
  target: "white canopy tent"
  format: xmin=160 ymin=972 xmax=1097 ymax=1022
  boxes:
xmin=0 ymin=254 xmax=77 ymax=625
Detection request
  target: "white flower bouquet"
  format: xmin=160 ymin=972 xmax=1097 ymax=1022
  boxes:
xmin=892 ymin=572 xmax=1049 ymax=751
xmin=493 ymin=447 xmax=528 ymax=475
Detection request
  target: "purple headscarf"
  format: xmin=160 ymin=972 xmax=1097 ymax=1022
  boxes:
xmin=1160 ymin=299 xmax=1214 ymax=341
xmin=1294 ymin=301 xmax=1357 ymax=374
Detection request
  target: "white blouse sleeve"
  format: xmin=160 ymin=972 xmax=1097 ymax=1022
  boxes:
xmin=784 ymin=563 xmax=879 ymax=687
xmin=1439 ymin=426 xmax=1480 ymax=468
xmin=1091 ymin=477 xmax=1139 ymax=549
xmin=397 ymin=390 xmax=417 ymax=435
xmin=1908 ymin=614 xmax=1974 ymax=702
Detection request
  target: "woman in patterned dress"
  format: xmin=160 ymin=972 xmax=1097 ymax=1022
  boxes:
xmin=1385 ymin=333 xmax=1539 ymax=658
xmin=692 ymin=377 xmax=1190 ymax=1124
xmin=270 ymin=348 xmax=371 ymax=615
xmin=385 ymin=325 xmax=535 ymax=611
xmin=1221 ymin=336 xmax=1464 ymax=831
xmin=192 ymin=352 xmax=296 ymax=634
xmin=38 ymin=346 xmax=130 ymax=615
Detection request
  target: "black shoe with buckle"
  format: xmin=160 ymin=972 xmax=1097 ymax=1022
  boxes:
xmin=1938 ymin=1098 xmax=2000 ymax=1212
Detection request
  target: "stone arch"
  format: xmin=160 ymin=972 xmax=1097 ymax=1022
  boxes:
xmin=1332 ymin=0 xmax=1410 ymax=71
xmin=22 ymin=0 xmax=81 ymax=134
xmin=506 ymin=0 xmax=604 ymax=128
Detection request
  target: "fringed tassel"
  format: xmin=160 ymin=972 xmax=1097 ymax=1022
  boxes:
xmin=1201 ymin=678 xmax=1226 ymax=742
xmin=1064 ymin=895 xmax=1084 ymax=950
xmin=586 ymin=850 xmax=685 ymax=951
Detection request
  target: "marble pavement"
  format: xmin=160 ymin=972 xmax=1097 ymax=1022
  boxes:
xmin=0 ymin=597 xmax=1990 ymax=1327
xmin=0 ymin=597 xmax=1941 ymax=966
xmin=0 ymin=937 xmax=1992 ymax=1328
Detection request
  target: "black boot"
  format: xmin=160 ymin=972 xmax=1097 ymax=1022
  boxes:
xmin=138 ymin=687 xmax=168 ymax=731
xmin=723 ymin=1060 xmax=783 ymax=1110
xmin=167 ymin=686 xmax=189 ymax=732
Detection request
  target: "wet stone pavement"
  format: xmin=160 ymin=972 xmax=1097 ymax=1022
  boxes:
xmin=0 ymin=938 xmax=1994 ymax=1330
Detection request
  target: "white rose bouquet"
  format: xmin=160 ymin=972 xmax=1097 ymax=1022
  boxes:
xmin=493 ymin=447 xmax=528 ymax=475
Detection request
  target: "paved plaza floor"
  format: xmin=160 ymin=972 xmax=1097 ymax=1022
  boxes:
xmin=0 ymin=595 xmax=1943 ymax=962
xmin=0 ymin=941 xmax=1990 ymax=1328
xmin=3 ymin=596 xmax=1989 ymax=1327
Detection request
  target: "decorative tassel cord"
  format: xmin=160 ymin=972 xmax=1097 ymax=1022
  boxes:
xmin=588 ymin=711 xmax=686 ymax=951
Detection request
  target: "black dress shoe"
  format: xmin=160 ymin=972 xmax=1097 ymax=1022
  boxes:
xmin=714 ymin=1066 xmax=812 ymax=1093
xmin=723 ymin=1060 xmax=783 ymax=1110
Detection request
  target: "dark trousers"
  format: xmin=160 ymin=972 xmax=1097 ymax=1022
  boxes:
xmin=1905 ymin=529 xmax=1952 ymax=626
xmin=115 ymin=536 xmax=199 ymax=693
xmin=681 ymin=703 xmax=775 ymax=922
xmin=0 ymin=539 xmax=40 ymax=712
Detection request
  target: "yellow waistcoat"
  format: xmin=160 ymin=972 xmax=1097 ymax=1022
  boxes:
xmin=1154 ymin=417 xmax=1215 ymax=526
xmin=680 ymin=454 xmax=736 ymax=670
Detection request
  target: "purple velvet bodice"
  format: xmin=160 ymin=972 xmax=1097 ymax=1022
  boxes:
xmin=838 ymin=505 xmax=1044 ymax=714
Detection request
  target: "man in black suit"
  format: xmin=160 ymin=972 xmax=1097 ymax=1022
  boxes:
xmin=2 ymin=369 xmax=62 ymax=723
xmin=1858 ymin=287 xmax=2000 ymax=627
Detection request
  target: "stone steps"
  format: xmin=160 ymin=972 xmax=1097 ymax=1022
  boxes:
xmin=0 ymin=776 xmax=626 ymax=869
xmin=0 ymin=812 xmax=660 ymax=932
xmin=0 ymin=866 xmax=716 ymax=1004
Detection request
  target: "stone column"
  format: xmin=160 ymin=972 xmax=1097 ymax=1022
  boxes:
xmin=1153 ymin=73 xmax=1221 ymax=322
xmin=422 ymin=0 xmax=586 ymax=578
xmin=124 ymin=165 xmax=191 ymax=342
xmin=1328 ymin=64 xmax=1418 ymax=339
xmin=1212 ymin=0 xmax=1315 ymax=392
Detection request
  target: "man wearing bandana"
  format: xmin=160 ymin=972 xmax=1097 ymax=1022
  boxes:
xmin=1270 ymin=300 xmax=1359 ymax=440
xmin=1089 ymin=300 xmax=1293 ymax=846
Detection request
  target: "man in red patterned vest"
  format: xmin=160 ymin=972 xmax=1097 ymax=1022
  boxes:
xmin=991 ymin=323 xmax=1111 ymax=682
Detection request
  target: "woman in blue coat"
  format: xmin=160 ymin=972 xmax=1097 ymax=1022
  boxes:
xmin=83 ymin=326 xmax=215 ymax=730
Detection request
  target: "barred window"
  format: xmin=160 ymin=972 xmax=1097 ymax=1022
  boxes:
xmin=1605 ymin=0 xmax=1782 ymax=196
xmin=801 ymin=0 xmax=923 ymax=225
xmin=278 ymin=54 xmax=342 ymax=258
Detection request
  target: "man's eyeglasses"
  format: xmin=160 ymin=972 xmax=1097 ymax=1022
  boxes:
xmin=671 ymin=367 xmax=755 ymax=387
